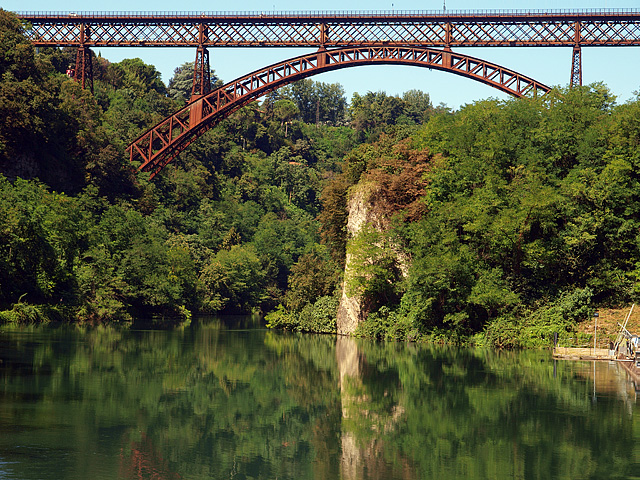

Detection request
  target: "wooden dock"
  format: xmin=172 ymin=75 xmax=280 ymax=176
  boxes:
xmin=552 ymin=347 xmax=616 ymax=361
xmin=552 ymin=346 xmax=640 ymax=386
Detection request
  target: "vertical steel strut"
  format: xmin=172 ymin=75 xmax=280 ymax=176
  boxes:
xmin=74 ymin=23 xmax=94 ymax=92
xmin=570 ymin=21 xmax=582 ymax=87
xmin=191 ymin=23 xmax=211 ymax=100
xmin=191 ymin=45 xmax=211 ymax=99
xmin=570 ymin=46 xmax=582 ymax=87
xmin=75 ymin=46 xmax=94 ymax=92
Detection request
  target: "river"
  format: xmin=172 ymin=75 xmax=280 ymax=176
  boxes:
xmin=0 ymin=317 xmax=639 ymax=479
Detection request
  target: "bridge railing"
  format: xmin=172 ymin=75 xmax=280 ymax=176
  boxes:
xmin=15 ymin=9 xmax=640 ymax=19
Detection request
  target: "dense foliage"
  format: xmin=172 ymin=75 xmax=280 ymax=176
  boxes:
xmin=1 ymin=9 xmax=638 ymax=346
xmin=0 ymin=10 xmax=351 ymax=325
xmin=335 ymin=85 xmax=640 ymax=346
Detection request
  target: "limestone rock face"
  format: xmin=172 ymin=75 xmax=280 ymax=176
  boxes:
xmin=336 ymin=287 xmax=363 ymax=336
xmin=336 ymin=181 xmax=410 ymax=336
xmin=336 ymin=184 xmax=380 ymax=335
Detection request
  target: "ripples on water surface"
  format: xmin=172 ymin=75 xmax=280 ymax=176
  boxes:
xmin=1 ymin=318 xmax=640 ymax=479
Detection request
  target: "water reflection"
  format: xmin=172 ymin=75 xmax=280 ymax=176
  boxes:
xmin=337 ymin=336 xmax=411 ymax=480
xmin=0 ymin=320 xmax=639 ymax=479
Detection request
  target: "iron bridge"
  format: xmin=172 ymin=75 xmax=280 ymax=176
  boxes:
xmin=16 ymin=9 xmax=640 ymax=176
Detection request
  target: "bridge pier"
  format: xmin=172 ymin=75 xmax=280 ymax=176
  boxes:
xmin=75 ymin=45 xmax=94 ymax=93
xmin=570 ymin=45 xmax=582 ymax=88
xmin=191 ymin=45 xmax=211 ymax=100
xmin=74 ymin=23 xmax=93 ymax=93
xmin=191 ymin=23 xmax=211 ymax=101
xmin=570 ymin=21 xmax=582 ymax=88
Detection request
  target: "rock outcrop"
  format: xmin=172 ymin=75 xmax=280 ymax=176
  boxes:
xmin=336 ymin=182 xmax=409 ymax=335
xmin=337 ymin=184 xmax=376 ymax=335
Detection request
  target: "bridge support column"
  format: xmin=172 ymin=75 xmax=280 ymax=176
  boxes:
xmin=570 ymin=21 xmax=582 ymax=88
xmin=191 ymin=45 xmax=211 ymax=100
xmin=191 ymin=23 xmax=211 ymax=101
xmin=75 ymin=46 xmax=94 ymax=93
xmin=74 ymin=23 xmax=93 ymax=93
xmin=570 ymin=45 xmax=582 ymax=87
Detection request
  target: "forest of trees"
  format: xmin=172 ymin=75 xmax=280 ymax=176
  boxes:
xmin=1 ymin=10 xmax=639 ymax=346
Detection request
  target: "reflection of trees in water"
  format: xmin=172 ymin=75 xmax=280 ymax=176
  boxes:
xmin=336 ymin=343 xmax=637 ymax=479
xmin=0 ymin=325 xmax=638 ymax=479
xmin=0 ymin=322 xmax=342 ymax=479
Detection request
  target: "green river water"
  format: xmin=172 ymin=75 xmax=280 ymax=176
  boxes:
xmin=1 ymin=317 xmax=639 ymax=479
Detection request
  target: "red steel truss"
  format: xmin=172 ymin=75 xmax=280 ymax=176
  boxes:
xmin=17 ymin=9 xmax=640 ymax=175
xmin=127 ymin=46 xmax=551 ymax=177
xmin=18 ymin=10 xmax=640 ymax=48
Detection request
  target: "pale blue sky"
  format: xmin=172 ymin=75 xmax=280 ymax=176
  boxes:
xmin=7 ymin=0 xmax=640 ymax=108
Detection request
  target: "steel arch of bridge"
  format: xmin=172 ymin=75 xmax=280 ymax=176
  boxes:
xmin=128 ymin=46 xmax=551 ymax=177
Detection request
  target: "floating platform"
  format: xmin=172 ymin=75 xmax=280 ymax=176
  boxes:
xmin=552 ymin=346 xmax=640 ymax=386
xmin=552 ymin=347 xmax=616 ymax=361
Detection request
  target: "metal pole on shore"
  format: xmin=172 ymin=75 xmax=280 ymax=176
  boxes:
xmin=594 ymin=311 xmax=599 ymax=355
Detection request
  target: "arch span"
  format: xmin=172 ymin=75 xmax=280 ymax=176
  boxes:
xmin=128 ymin=46 xmax=551 ymax=177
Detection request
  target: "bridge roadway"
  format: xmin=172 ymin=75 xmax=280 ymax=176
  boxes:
xmin=16 ymin=10 xmax=640 ymax=48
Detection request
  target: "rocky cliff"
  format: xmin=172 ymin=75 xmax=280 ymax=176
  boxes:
xmin=336 ymin=181 xmax=409 ymax=335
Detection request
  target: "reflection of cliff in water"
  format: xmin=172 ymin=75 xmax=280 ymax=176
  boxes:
xmin=336 ymin=336 xmax=415 ymax=480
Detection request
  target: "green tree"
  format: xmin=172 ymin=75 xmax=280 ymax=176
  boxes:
xmin=167 ymin=61 xmax=223 ymax=104
xmin=272 ymin=99 xmax=299 ymax=137
xmin=350 ymin=91 xmax=405 ymax=136
xmin=401 ymin=89 xmax=435 ymax=125
xmin=117 ymin=58 xmax=166 ymax=95
xmin=284 ymin=251 xmax=337 ymax=312
xmin=0 ymin=176 xmax=83 ymax=307
xmin=199 ymin=244 xmax=265 ymax=313
xmin=317 ymin=174 xmax=349 ymax=266
xmin=280 ymin=79 xmax=347 ymax=124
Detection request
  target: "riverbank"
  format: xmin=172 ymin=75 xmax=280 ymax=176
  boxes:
xmin=5 ymin=300 xmax=634 ymax=353
xmin=0 ymin=302 xmax=191 ymax=328
xmin=575 ymin=306 xmax=640 ymax=349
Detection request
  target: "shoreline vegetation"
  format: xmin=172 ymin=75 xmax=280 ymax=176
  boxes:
xmin=1 ymin=10 xmax=639 ymax=347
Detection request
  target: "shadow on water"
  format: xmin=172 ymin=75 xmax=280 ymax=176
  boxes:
xmin=1 ymin=322 xmax=639 ymax=479
xmin=196 ymin=313 xmax=265 ymax=330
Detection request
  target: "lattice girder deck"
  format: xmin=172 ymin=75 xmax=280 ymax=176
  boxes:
xmin=19 ymin=11 xmax=640 ymax=48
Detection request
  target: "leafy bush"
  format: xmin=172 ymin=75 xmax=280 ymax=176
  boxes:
xmin=297 ymin=295 xmax=338 ymax=333
xmin=0 ymin=303 xmax=71 ymax=325
xmin=483 ymin=287 xmax=593 ymax=348
xmin=354 ymin=306 xmax=412 ymax=341
xmin=482 ymin=316 xmax=523 ymax=349
xmin=267 ymin=295 xmax=338 ymax=333
xmin=265 ymin=304 xmax=298 ymax=330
